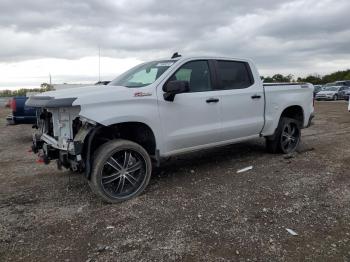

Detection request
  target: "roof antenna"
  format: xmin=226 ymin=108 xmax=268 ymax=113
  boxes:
xmin=171 ymin=52 xmax=181 ymax=59
xmin=98 ymin=46 xmax=101 ymax=82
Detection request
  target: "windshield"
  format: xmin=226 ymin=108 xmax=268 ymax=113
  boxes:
xmin=109 ymin=60 xmax=175 ymax=88
xmin=325 ymin=87 xmax=339 ymax=91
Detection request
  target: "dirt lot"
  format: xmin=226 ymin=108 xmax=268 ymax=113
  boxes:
xmin=0 ymin=101 xmax=350 ymax=261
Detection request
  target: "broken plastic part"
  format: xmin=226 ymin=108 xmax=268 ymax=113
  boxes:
xmin=36 ymin=158 xmax=44 ymax=164
xmin=237 ymin=166 xmax=253 ymax=173
xmin=286 ymin=228 xmax=298 ymax=236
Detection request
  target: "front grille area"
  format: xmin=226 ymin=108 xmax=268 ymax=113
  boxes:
xmin=72 ymin=118 xmax=83 ymax=138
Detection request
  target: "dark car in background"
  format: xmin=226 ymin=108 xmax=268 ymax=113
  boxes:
xmin=313 ymin=85 xmax=323 ymax=97
xmin=6 ymin=96 xmax=37 ymax=125
xmin=338 ymin=86 xmax=350 ymax=99
xmin=95 ymin=81 xmax=111 ymax=85
xmin=344 ymin=89 xmax=350 ymax=101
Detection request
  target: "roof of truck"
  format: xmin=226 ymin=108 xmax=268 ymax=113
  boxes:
xmin=164 ymin=55 xmax=253 ymax=63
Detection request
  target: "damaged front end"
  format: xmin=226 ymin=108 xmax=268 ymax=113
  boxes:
xmin=27 ymin=96 xmax=95 ymax=172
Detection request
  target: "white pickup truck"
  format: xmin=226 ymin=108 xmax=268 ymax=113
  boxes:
xmin=27 ymin=55 xmax=314 ymax=203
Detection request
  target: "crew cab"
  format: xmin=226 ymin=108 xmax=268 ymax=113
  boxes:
xmin=26 ymin=55 xmax=314 ymax=203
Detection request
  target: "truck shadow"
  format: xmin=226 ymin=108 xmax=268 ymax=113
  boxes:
xmin=152 ymin=139 xmax=266 ymax=180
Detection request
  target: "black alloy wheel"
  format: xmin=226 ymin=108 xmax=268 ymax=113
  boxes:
xmin=280 ymin=121 xmax=300 ymax=153
xmin=89 ymin=139 xmax=152 ymax=203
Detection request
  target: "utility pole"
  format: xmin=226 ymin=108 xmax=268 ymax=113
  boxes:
xmin=49 ymin=73 xmax=52 ymax=85
xmin=98 ymin=46 xmax=101 ymax=82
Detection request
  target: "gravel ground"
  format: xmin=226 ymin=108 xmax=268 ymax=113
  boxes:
xmin=0 ymin=101 xmax=350 ymax=261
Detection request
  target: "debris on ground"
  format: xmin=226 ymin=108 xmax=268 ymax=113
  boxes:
xmin=236 ymin=166 xmax=253 ymax=173
xmin=286 ymin=228 xmax=298 ymax=236
xmin=96 ymin=245 xmax=110 ymax=253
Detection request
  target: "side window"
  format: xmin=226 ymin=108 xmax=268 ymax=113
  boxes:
xmin=170 ymin=60 xmax=212 ymax=92
xmin=217 ymin=61 xmax=253 ymax=89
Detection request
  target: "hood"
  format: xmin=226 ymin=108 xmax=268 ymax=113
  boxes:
xmin=26 ymin=85 xmax=153 ymax=108
xmin=39 ymin=85 xmax=131 ymax=101
xmin=317 ymin=90 xmax=337 ymax=95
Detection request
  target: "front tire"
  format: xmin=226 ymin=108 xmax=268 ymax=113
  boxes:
xmin=266 ymin=117 xmax=301 ymax=154
xmin=333 ymin=94 xmax=338 ymax=101
xmin=89 ymin=139 xmax=152 ymax=203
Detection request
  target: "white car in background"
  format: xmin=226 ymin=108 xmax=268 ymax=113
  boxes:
xmin=315 ymin=86 xmax=349 ymax=101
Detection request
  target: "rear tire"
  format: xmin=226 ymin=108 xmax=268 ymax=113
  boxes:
xmin=333 ymin=94 xmax=338 ymax=101
xmin=89 ymin=139 xmax=152 ymax=203
xmin=266 ymin=117 xmax=301 ymax=154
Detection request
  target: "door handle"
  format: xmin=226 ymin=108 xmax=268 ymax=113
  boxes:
xmin=206 ymin=98 xmax=219 ymax=103
xmin=251 ymin=94 xmax=261 ymax=99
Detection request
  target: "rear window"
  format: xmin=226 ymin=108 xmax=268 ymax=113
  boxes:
xmin=217 ymin=61 xmax=253 ymax=89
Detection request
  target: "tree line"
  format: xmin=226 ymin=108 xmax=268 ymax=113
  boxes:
xmin=261 ymin=69 xmax=350 ymax=85
xmin=0 ymin=83 xmax=54 ymax=97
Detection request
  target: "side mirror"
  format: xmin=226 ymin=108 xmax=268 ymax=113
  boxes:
xmin=163 ymin=80 xmax=189 ymax=101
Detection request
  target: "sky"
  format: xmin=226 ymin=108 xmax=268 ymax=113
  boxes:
xmin=1 ymin=0 xmax=350 ymax=90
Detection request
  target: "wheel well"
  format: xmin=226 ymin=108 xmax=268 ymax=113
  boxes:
xmin=91 ymin=122 xmax=156 ymax=156
xmin=82 ymin=122 xmax=156 ymax=179
xmin=280 ymin=106 xmax=304 ymax=125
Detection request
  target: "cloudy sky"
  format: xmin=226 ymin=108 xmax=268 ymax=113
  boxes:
xmin=1 ymin=0 xmax=350 ymax=90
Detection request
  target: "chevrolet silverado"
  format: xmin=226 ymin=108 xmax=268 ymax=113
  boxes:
xmin=26 ymin=55 xmax=314 ymax=203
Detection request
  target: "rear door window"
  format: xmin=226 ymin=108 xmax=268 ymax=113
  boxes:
xmin=216 ymin=61 xmax=254 ymax=89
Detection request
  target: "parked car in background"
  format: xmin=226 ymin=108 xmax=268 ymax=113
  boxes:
xmin=338 ymin=86 xmax=350 ymax=99
xmin=27 ymin=55 xmax=314 ymax=203
xmin=315 ymin=86 xmax=350 ymax=101
xmin=323 ymin=81 xmax=350 ymax=88
xmin=334 ymin=80 xmax=350 ymax=87
xmin=344 ymin=89 xmax=350 ymax=101
xmin=95 ymin=81 xmax=111 ymax=85
xmin=6 ymin=96 xmax=37 ymax=125
xmin=313 ymin=85 xmax=323 ymax=97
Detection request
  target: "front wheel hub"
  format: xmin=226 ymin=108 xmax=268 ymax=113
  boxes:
xmin=101 ymin=150 xmax=147 ymax=199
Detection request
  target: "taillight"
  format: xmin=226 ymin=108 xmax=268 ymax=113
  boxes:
xmin=10 ymin=99 xmax=16 ymax=112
